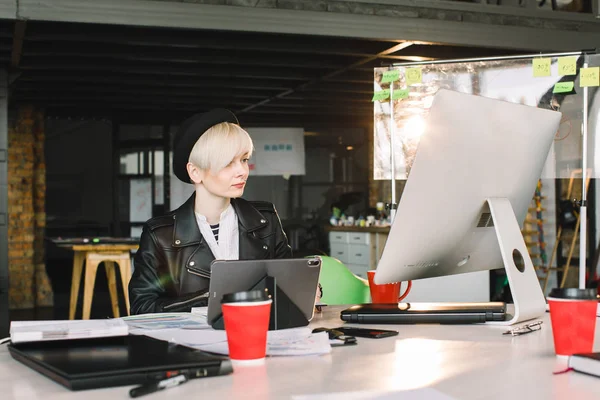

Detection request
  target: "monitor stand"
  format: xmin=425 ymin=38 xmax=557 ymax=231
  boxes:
xmin=487 ymin=197 xmax=547 ymax=325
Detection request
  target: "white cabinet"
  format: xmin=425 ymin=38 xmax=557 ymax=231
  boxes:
xmin=328 ymin=229 xmax=389 ymax=279
xmin=329 ymin=243 xmax=349 ymax=264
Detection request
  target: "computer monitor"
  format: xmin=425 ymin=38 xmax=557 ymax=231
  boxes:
xmin=374 ymin=89 xmax=562 ymax=325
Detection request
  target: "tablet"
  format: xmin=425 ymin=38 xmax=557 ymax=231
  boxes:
xmin=207 ymin=258 xmax=321 ymax=328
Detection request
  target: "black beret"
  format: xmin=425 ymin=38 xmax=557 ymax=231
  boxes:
xmin=172 ymin=109 xmax=239 ymax=183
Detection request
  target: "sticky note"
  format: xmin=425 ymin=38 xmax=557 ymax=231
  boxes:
xmin=558 ymin=57 xmax=577 ymax=76
xmin=381 ymin=70 xmax=400 ymax=83
xmin=533 ymin=58 xmax=551 ymax=77
xmin=552 ymin=82 xmax=574 ymax=94
xmin=580 ymin=67 xmax=600 ymax=87
xmin=392 ymin=89 xmax=409 ymax=100
xmin=372 ymin=89 xmax=390 ymax=102
xmin=405 ymin=68 xmax=422 ymax=85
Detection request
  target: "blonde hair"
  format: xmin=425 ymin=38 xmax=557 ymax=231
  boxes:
xmin=188 ymin=122 xmax=254 ymax=174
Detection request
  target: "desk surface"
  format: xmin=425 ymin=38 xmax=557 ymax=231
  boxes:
xmin=1 ymin=306 xmax=599 ymax=399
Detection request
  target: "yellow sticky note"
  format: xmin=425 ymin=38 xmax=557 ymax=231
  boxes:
xmin=372 ymin=89 xmax=390 ymax=102
xmin=580 ymin=67 xmax=600 ymax=87
xmin=391 ymin=89 xmax=409 ymax=100
xmin=533 ymin=58 xmax=551 ymax=77
xmin=405 ymin=68 xmax=422 ymax=85
xmin=381 ymin=70 xmax=400 ymax=83
xmin=558 ymin=57 xmax=577 ymax=76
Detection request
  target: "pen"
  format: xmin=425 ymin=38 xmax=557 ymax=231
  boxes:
xmin=129 ymin=374 xmax=188 ymax=398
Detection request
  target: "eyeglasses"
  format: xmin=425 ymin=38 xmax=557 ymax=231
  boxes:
xmin=502 ymin=321 xmax=543 ymax=336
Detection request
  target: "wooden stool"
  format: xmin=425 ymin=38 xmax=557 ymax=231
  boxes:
xmin=69 ymin=244 xmax=136 ymax=320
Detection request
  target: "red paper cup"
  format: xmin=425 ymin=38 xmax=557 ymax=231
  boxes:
xmin=547 ymin=288 xmax=598 ymax=356
xmin=367 ymin=270 xmax=412 ymax=303
xmin=221 ymin=290 xmax=272 ymax=364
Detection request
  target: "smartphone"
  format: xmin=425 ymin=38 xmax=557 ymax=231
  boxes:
xmin=334 ymin=327 xmax=398 ymax=339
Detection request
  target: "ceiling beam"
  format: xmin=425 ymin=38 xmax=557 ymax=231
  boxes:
xmin=11 ymin=95 xmax=258 ymax=108
xmin=16 ymin=73 xmax=297 ymax=90
xmin=10 ymin=20 xmax=26 ymax=69
xmin=24 ymin=25 xmax=399 ymax=57
xmin=12 ymin=95 xmax=374 ymax=115
xmin=44 ymin=106 xmax=372 ymax=127
xmin=39 ymin=103 xmax=372 ymax=116
xmin=14 ymin=85 xmax=275 ymax=99
xmin=23 ymin=42 xmax=366 ymax=69
xmin=13 ymin=84 xmax=373 ymax=105
xmin=17 ymin=62 xmax=339 ymax=81
xmin=15 ymin=0 xmax=600 ymax=50
xmin=395 ymin=44 xmax=524 ymax=59
xmin=0 ymin=0 xmax=15 ymax=19
xmin=16 ymin=74 xmax=374 ymax=93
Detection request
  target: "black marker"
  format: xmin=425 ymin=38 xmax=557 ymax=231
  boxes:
xmin=129 ymin=374 xmax=188 ymax=398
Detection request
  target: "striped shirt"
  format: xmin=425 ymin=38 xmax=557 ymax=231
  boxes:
xmin=210 ymin=223 xmax=219 ymax=243
xmin=194 ymin=205 xmax=239 ymax=260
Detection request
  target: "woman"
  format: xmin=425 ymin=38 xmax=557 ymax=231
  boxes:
xmin=129 ymin=109 xmax=292 ymax=314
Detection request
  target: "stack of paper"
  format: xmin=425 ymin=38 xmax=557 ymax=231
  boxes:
xmin=136 ymin=326 xmax=331 ymax=357
xmin=10 ymin=319 xmax=128 ymax=343
xmin=191 ymin=306 xmax=208 ymax=318
xmin=122 ymin=312 xmax=210 ymax=331
xmin=266 ymin=328 xmax=332 ymax=356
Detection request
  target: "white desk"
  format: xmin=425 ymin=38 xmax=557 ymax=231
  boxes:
xmin=1 ymin=307 xmax=599 ymax=399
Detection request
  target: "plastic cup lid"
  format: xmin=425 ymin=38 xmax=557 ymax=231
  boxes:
xmin=221 ymin=289 xmax=270 ymax=304
xmin=548 ymin=288 xmax=598 ymax=300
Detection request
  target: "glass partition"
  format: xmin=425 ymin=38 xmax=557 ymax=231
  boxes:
xmin=373 ymin=53 xmax=600 ymax=180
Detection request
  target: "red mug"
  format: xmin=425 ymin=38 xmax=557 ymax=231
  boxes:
xmin=367 ymin=270 xmax=412 ymax=303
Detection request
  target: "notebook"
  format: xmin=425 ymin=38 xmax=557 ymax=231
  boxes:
xmin=340 ymin=302 xmax=507 ymax=324
xmin=10 ymin=319 xmax=129 ymax=343
xmin=8 ymin=335 xmax=232 ymax=390
xmin=569 ymin=353 xmax=600 ymax=378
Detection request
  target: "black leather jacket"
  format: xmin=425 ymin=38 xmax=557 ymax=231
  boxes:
xmin=129 ymin=194 xmax=292 ymax=314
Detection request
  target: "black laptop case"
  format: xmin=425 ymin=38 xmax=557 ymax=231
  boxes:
xmin=341 ymin=302 xmax=507 ymax=324
xmin=8 ymin=335 xmax=232 ymax=390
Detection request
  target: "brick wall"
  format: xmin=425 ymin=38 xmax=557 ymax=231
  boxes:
xmin=8 ymin=106 xmax=52 ymax=309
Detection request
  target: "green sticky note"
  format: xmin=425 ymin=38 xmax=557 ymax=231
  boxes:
xmin=580 ymin=67 xmax=600 ymax=87
xmin=405 ymin=68 xmax=422 ymax=85
xmin=392 ymin=89 xmax=409 ymax=100
xmin=533 ymin=58 xmax=551 ymax=77
xmin=558 ymin=57 xmax=577 ymax=76
xmin=381 ymin=70 xmax=400 ymax=83
xmin=372 ymin=89 xmax=390 ymax=102
xmin=553 ymin=82 xmax=574 ymax=94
